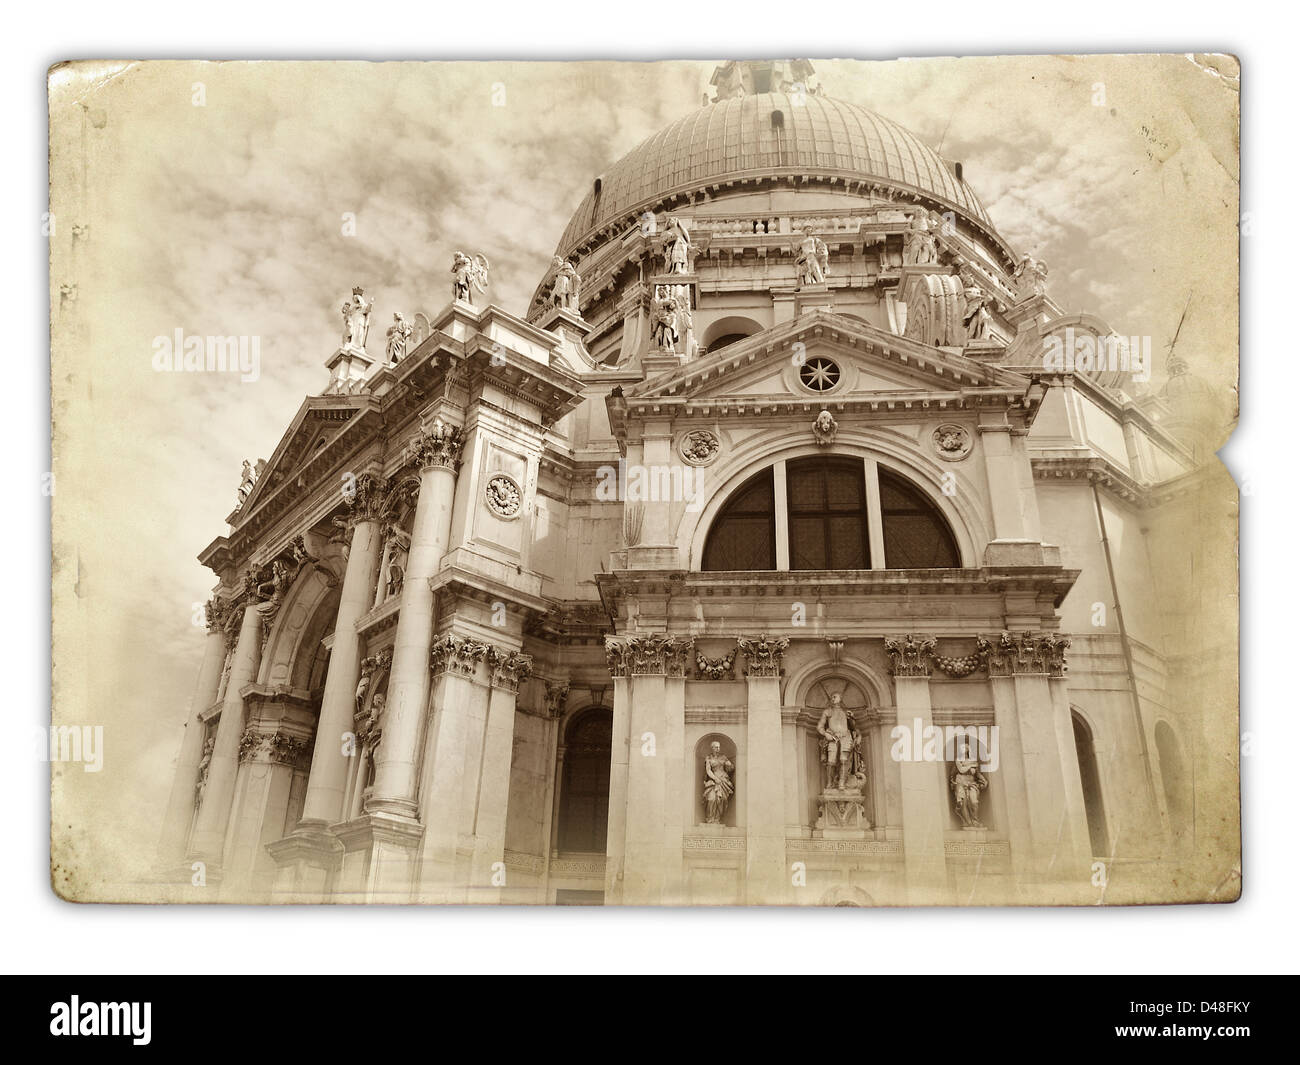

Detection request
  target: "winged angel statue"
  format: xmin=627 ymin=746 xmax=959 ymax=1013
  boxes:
xmin=794 ymin=225 xmax=829 ymax=286
xmin=451 ymin=252 xmax=491 ymax=305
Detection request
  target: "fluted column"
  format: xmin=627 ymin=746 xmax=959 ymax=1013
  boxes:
xmin=739 ymin=635 xmax=789 ymax=906
xmin=367 ymin=422 xmax=462 ymax=818
xmin=156 ymin=600 xmax=230 ymax=865
xmin=189 ymin=599 xmax=264 ymax=866
xmin=298 ymin=476 xmax=386 ymax=828
xmin=885 ymin=635 xmax=951 ymax=904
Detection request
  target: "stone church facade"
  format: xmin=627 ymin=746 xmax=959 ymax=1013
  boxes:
xmin=156 ymin=61 xmax=1237 ymax=906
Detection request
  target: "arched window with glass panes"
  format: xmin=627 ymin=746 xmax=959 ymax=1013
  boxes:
xmin=701 ymin=456 xmax=960 ymax=571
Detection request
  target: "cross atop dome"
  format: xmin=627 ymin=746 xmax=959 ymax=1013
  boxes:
xmin=709 ymin=59 xmax=819 ymax=103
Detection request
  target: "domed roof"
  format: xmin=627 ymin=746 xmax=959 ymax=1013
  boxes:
xmin=556 ymin=91 xmax=994 ymax=256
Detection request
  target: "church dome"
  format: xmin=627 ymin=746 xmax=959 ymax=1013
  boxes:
xmin=555 ymin=91 xmax=995 ymax=257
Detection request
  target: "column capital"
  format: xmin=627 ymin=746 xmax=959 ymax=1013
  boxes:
xmin=407 ymin=420 xmax=463 ymax=472
xmin=605 ymin=634 xmax=694 ymax=677
xmin=204 ymin=595 xmax=235 ymax=636
xmin=487 ymin=647 xmax=534 ymax=693
xmin=884 ymin=634 xmax=937 ymax=677
xmin=430 ymin=632 xmax=491 ymax=678
xmin=977 ymin=631 xmax=1070 ymax=677
xmin=238 ymin=727 xmax=312 ymax=769
xmin=736 ymin=634 xmax=789 ymax=679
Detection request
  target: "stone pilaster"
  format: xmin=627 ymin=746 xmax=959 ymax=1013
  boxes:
xmin=367 ymin=423 xmax=462 ymax=818
xmin=188 ymin=600 xmax=264 ymax=870
xmin=884 ymin=635 xmax=951 ymax=904
xmin=467 ymin=648 xmax=534 ymax=899
xmin=737 ymin=635 xmax=789 ymax=905
xmin=980 ymin=631 xmax=1091 ymax=885
xmin=156 ymin=605 xmax=229 ymax=867
xmin=603 ymin=635 xmax=692 ymax=905
xmin=413 ymin=633 xmax=492 ymax=901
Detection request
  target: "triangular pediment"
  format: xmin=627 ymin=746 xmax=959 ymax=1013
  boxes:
xmin=234 ymin=398 xmax=365 ymax=517
xmin=630 ymin=311 xmax=1026 ymax=403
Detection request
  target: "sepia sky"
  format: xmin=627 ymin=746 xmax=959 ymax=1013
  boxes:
xmin=48 ymin=56 xmax=1239 ymax=889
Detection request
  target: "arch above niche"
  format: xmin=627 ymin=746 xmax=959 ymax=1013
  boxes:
xmin=259 ymin=564 xmax=340 ymax=690
xmin=786 ymin=655 xmax=889 ymax=712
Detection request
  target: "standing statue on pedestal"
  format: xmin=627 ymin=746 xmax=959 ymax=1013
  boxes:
xmin=1013 ymin=254 xmax=1048 ymax=300
xmin=385 ymin=313 xmax=413 ymax=365
xmin=794 ymin=225 xmax=829 ymax=286
xmin=903 ymin=213 xmax=939 ymax=265
xmin=702 ymin=741 xmax=735 ymax=824
xmin=194 ymin=737 xmax=214 ymax=808
xmin=549 ymin=257 xmax=582 ymax=314
xmin=383 ymin=523 xmax=410 ymax=600
xmin=451 ymin=252 xmax=490 ymax=305
xmin=651 ymin=287 xmax=681 ymax=352
xmin=950 ymin=743 xmax=989 ymax=828
xmin=662 ymin=216 xmax=691 ymax=275
xmin=341 ymin=286 xmax=374 ymax=350
xmin=817 ymin=692 xmax=863 ymax=790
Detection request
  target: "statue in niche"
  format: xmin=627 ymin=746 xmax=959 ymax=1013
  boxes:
xmin=549 ymin=257 xmax=581 ymax=313
xmin=794 ymin=225 xmax=829 ymax=286
xmin=702 ymin=741 xmax=735 ymax=824
xmin=451 ymin=252 xmax=490 ymax=304
xmin=662 ymin=215 xmax=691 ymax=274
xmin=341 ymin=286 xmax=374 ymax=350
xmin=363 ymin=692 xmax=385 ymax=755
xmin=384 ymin=524 xmax=411 ymax=600
xmin=651 ymin=287 xmax=680 ymax=352
xmin=950 ymin=741 xmax=989 ymax=828
xmin=817 ymin=692 xmax=864 ymax=791
xmin=385 ymin=313 xmax=413 ymax=364
xmin=960 ymin=270 xmax=992 ymax=342
xmin=194 ymin=737 xmax=214 ymax=807
xmin=355 ymin=671 xmax=371 ymax=715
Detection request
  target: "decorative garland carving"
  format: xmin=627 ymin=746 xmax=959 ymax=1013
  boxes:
xmin=736 ymin=634 xmax=789 ymax=678
xmin=695 ymin=648 xmax=736 ymax=681
xmin=930 ymin=651 xmax=984 ymax=678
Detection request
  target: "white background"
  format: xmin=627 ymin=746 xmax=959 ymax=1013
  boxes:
xmin=6 ymin=0 xmax=1287 ymax=975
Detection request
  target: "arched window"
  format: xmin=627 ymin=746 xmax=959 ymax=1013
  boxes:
xmin=878 ymin=469 xmax=960 ymax=568
xmin=787 ymin=456 xmax=870 ymax=569
xmin=700 ymin=458 xmax=960 ymax=571
xmin=557 ymin=707 xmax=613 ymax=854
xmin=701 ymin=468 xmax=775 ymax=571
xmin=1072 ymin=712 xmax=1108 ymax=858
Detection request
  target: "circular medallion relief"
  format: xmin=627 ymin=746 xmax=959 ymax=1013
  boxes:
xmin=932 ymin=424 xmax=972 ymax=461
xmin=484 ymin=474 xmax=522 ymax=518
xmin=679 ymin=429 xmax=720 ymax=466
xmin=799 ymin=356 xmax=841 ymax=393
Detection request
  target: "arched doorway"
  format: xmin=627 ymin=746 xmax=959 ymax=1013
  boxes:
xmin=1072 ymin=712 xmax=1108 ymax=858
xmin=557 ymin=707 xmax=613 ymax=854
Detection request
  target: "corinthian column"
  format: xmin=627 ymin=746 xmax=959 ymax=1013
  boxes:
xmin=368 ymin=422 xmax=462 ymax=818
xmin=156 ymin=598 xmax=231 ymax=866
xmin=298 ymin=475 xmax=386 ymax=828
xmin=189 ymin=598 xmax=265 ymax=867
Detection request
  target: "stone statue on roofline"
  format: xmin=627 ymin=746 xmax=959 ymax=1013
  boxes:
xmin=1013 ymin=254 xmax=1048 ymax=300
xmin=662 ymin=216 xmax=691 ymax=274
xmin=794 ymin=225 xmax=829 ymax=286
xmin=385 ymin=313 xmax=413 ymax=365
xmin=341 ymin=286 xmax=373 ymax=350
xmin=651 ymin=286 xmax=681 ymax=352
xmin=451 ymin=252 xmax=490 ymax=305
xmin=960 ymin=269 xmax=993 ymax=342
xmin=549 ymin=256 xmax=581 ymax=314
